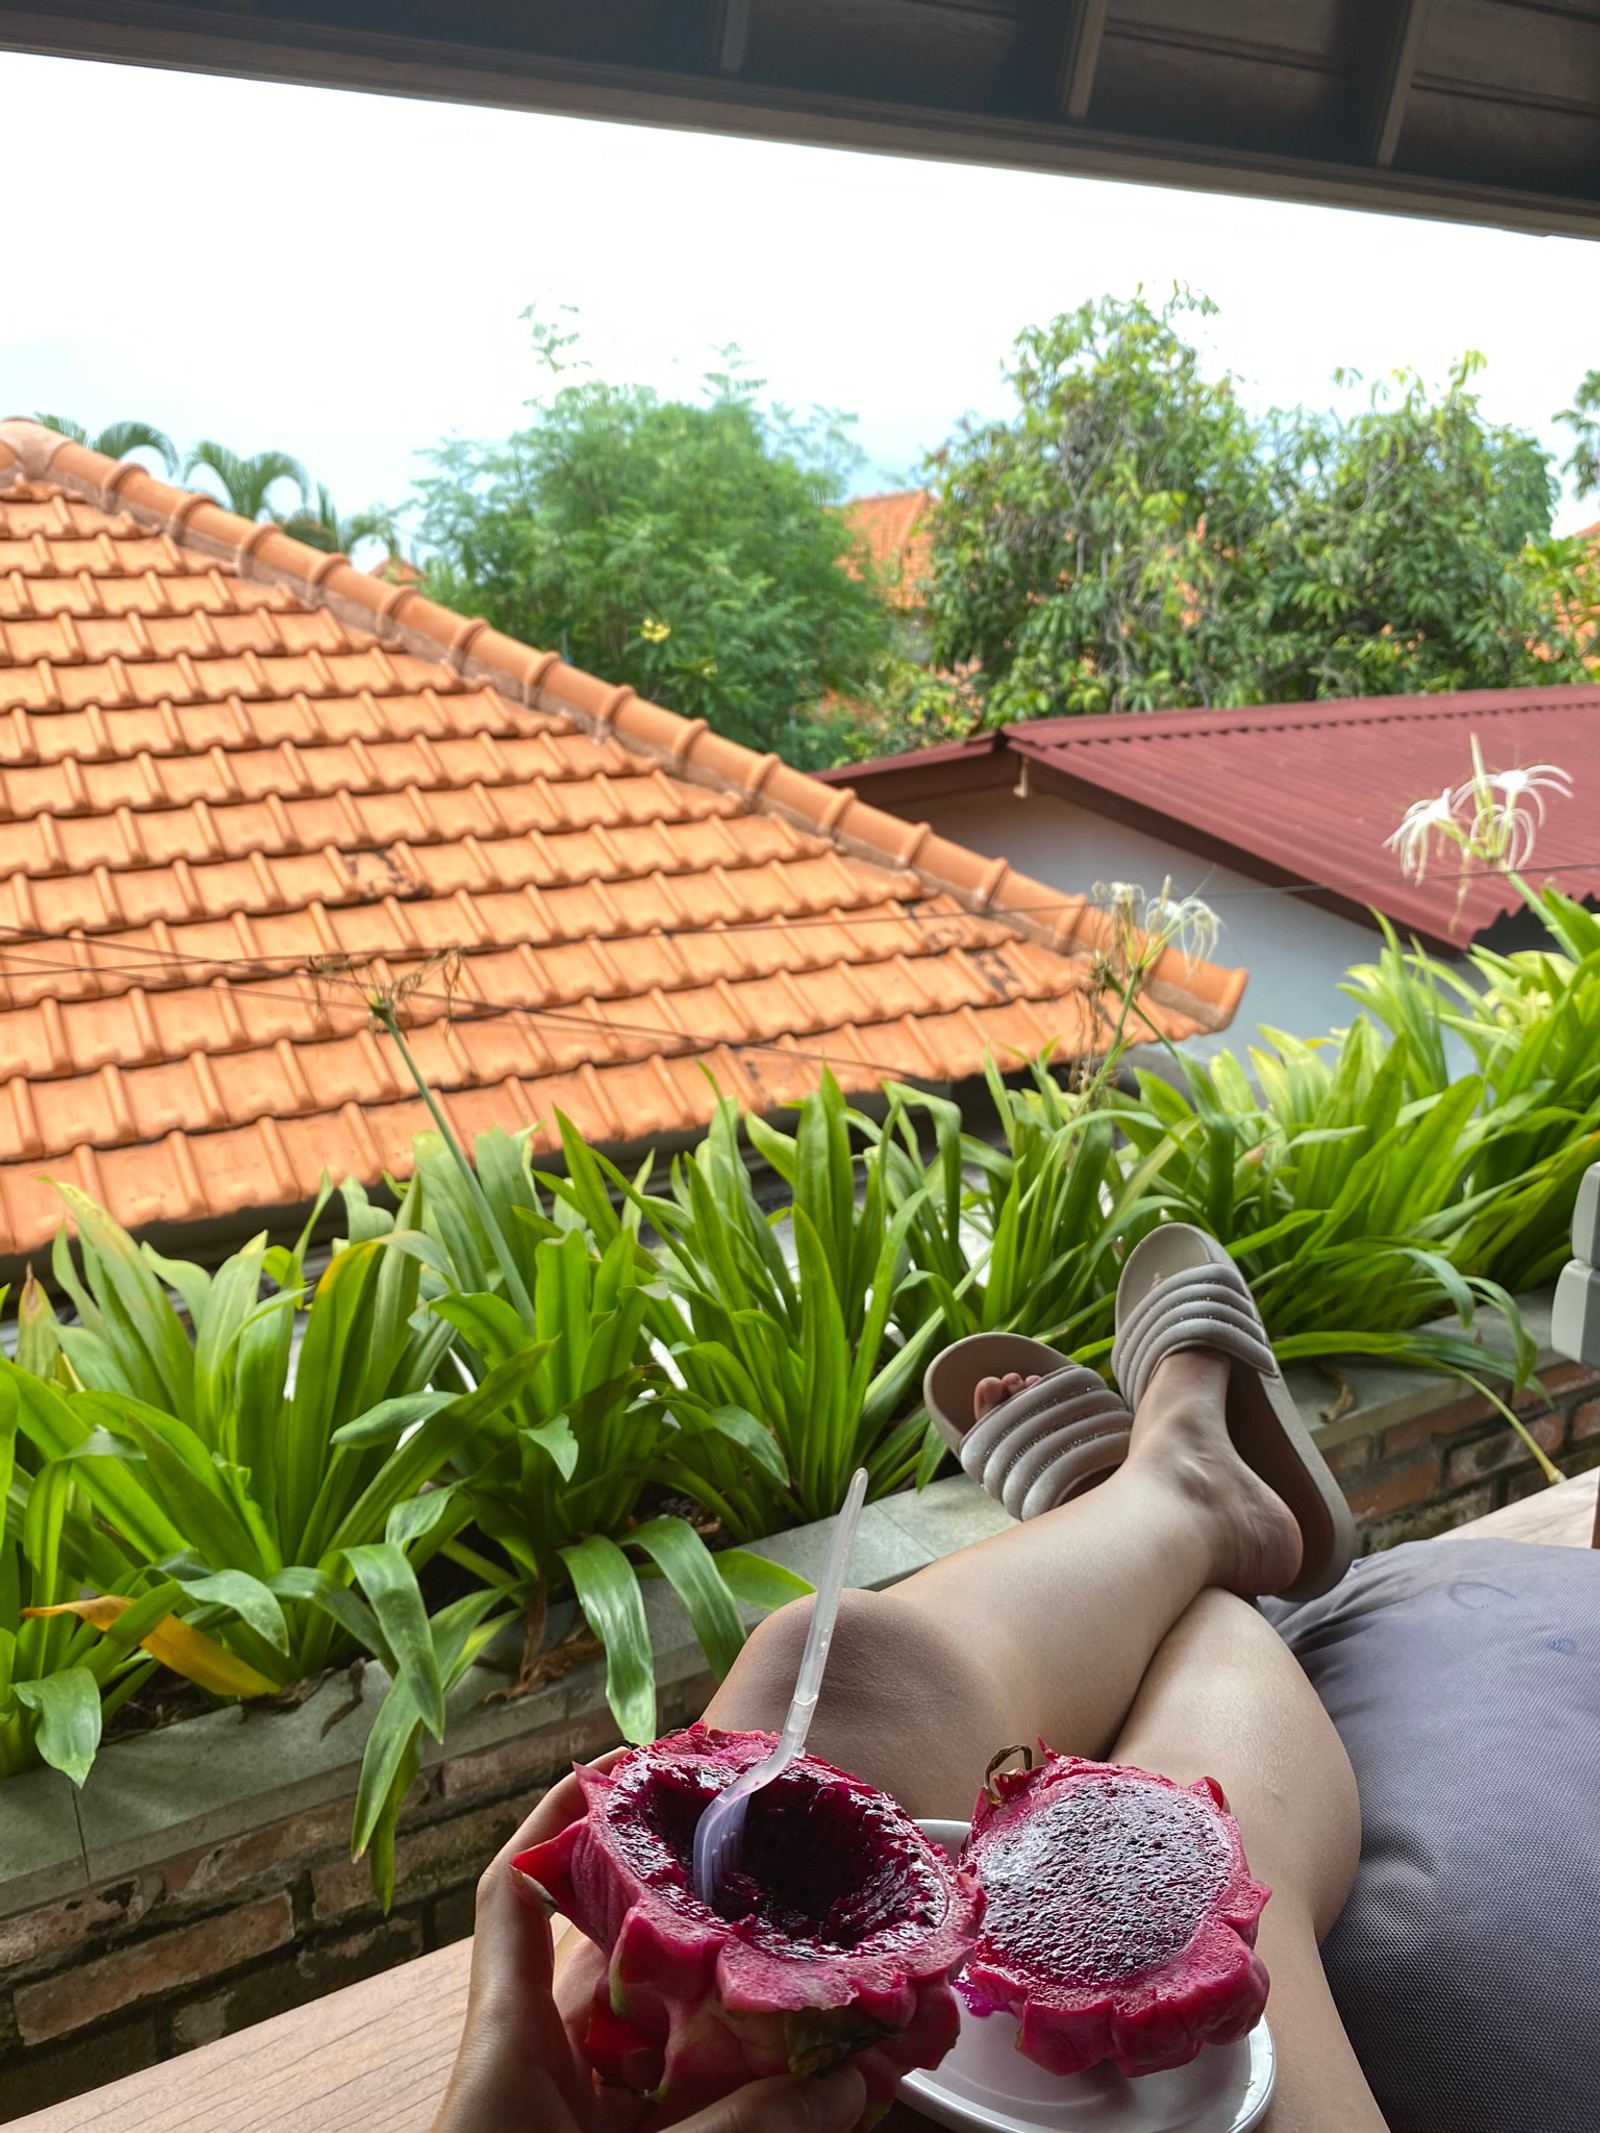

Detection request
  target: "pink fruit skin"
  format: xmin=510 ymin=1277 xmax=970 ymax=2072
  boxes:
xmin=961 ymin=1751 xmax=1270 ymax=2079
xmin=520 ymin=1726 xmax=983 ymax=2123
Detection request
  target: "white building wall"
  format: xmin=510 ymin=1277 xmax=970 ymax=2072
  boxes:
xmin=917 ymin=788 xmax=1387 ymax=1061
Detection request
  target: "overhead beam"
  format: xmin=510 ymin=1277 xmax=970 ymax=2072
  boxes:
xmin=5 ymin=1 xmax=1600 ymax=243
xmin=1050 ymin=0 xmax=1109 ymax=121
xmin=1370 ymin=0 xmax=1432 ymax=166
xmin=709 ymin=0 xmax=750 ymax=77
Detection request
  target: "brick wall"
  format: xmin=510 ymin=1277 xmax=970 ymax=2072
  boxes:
xmin=0 ymin=1690 xmax=701 ymax=2120
xmin=3 ymin=1361 xmax=1598 ymax=2117
xmin=1323 ymin=1360 xmax=1600 ymax=1554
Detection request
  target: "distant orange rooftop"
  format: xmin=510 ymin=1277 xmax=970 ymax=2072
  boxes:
xmin=841 ymin=490 xmax=932 ymax=611
xmin=0 ymin=422 xmax=1241 ymax=1262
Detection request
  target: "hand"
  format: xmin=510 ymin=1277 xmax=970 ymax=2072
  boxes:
xmin=432 ymin=1759 xmax=867 ymax=2133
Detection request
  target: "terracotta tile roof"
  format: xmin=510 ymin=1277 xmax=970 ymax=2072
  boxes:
xmin=0 ymin=421 xmax=1241 ymax=1262
xmin=841 ymin=490 xmax=932 ymax=612
xmin=834 ymin=688 xmax=1600 ymax=949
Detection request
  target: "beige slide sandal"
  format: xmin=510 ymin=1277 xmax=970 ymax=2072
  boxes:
xmin=1111 ymin=1224 xmax=1355 ymax=1601
xmin=924 ymin=1332 xmax=1133 ymax=1521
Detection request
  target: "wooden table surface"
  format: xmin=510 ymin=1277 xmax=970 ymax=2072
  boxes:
xmin=10 ymin=1940 xmax=474 ymax=2133
xmin=12 ymin=1469 xmax=1595 ymax=2133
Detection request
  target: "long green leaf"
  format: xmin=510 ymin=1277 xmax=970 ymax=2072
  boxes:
xmin=170 ymin=1568 xmax=290 ymax=1654
xmin=628 ymin=1516 xmax=745 ymax=1678
xmin=715 ymin=1549 xmax=814 ymax=1612
xmin=343 ymin=1543 xmax=446 ymax=1741
xmin=560 ymin=1534 xmax=655 ymax=1743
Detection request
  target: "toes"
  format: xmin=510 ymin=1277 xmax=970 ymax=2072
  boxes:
xmin=973 ymin=1371 xmax=1044 ymax=1423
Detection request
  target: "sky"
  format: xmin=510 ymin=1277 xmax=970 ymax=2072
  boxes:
xmin=7 ymin=48 xmax=1600 ymax=538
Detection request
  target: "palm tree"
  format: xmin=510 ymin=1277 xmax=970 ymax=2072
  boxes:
xmin=183 ymin=440 xmax=309 ymax=522
xmin=35 ymin=414 xmax=178 ymax=474
xmin=278 ymin=484 xmax=400 ymax=561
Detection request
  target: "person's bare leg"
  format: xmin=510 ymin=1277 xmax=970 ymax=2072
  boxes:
xmin=704 ymin=1352 xmax=1301 ymax=1816
xmin=1111 ymin=1590 xmax=1384 ymax=2132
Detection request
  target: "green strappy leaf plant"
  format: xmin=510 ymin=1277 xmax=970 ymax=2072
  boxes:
xmin=4 ymin=1183 xmax=537 ymax=1832
xmin=356 ymin=1126 xmax=811 ymax=1744
xmin=543 ymin=1077 xmax=948 ymax=1524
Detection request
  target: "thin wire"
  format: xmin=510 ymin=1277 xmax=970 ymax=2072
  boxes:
xmin=0 ymin=844 xmax=1590 ymax=992
xmin=0 ymin=848 xmax=1595 ymax=989
xmin=0 ymin=938 xmax=1037 ymax=1094
xmin=0 ymin=837 xmax=1577 ymax=1079
xmin=0 ymin=911 xmax=1161 ymax=1095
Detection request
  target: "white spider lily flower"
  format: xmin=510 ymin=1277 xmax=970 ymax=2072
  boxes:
xmin=1091 ymin=877 xmax=1220 ymax=977
xmin=1490 ymin=763 xmax=1572 ymax=819
xmin=1146 ymin=880 xmax=1221 ymax=969
xmin=1449 ymin=739 xmax=1573 ymax=872
xmin=1483 ymin=765 xmax=1574 ymax=871
xmin=1385 ymin=787 xmax=1460 ymax=883
xmin=1392 ymin=736 xmax=1574 ymax=891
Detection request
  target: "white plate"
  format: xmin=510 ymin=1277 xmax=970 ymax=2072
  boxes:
xmin=900 ymin=1821 xmax=1276 ymax=2133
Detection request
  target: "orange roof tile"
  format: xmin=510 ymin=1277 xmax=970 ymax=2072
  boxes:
xmin=0 ymin=421 xmax=1241 ymax=1260
xmin=841 ymin=490 xmax=933 ymax=611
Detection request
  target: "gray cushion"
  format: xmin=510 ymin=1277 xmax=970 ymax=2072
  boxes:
xmin=1268 ymin=1538 xmax=1600 ymax=2133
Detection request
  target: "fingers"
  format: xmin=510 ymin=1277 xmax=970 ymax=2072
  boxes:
xmin=666 ymin=2067 xmax=867 ymax=2133
xmin=436 ymin=1871 xmax=588 ymax=2132
xmin=498 ymin=1745 xmax=629 ymax=1878
xmin=439 ymin=1754 xmax=627 ymax=2133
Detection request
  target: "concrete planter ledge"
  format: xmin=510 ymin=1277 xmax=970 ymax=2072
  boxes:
xmin=0 ymin=1472 xmax=1012 ymax=1929
xmin=2 ymin=1288 xmax=1598 ymax=2115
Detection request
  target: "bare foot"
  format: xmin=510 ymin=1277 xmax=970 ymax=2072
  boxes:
xmin=1126 ymin=1350 xmax=1303 ymax=1597
xmin=973 ymin=1371 xmax=1043 ymax=1422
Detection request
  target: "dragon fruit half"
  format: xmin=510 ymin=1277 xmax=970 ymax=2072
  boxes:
xmin=519 ymin=1725 xmax=984 ymax=2118
xmin=960 ymin=1747 xmax=1270 ymax=2079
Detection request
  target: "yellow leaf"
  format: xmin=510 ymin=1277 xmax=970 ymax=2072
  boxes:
xmin=22 ymin=1597 xmax=280 ymax=1700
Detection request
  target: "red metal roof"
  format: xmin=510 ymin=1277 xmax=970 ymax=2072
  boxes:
xmin=835 ymin=689 xmax=1600 ymax=946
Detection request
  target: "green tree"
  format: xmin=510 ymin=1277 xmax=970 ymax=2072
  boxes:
xmin=922 ymin=292 xmax=1277 ymax=722
xmin=1557 ymin=369 xmax=1600 ymax=497
xmin=413 ymin=357 xmax=891 ymax=767
xmin=1255 ymin=356 xmax=1592 ymax=699
xmin=35 ymin=415 xmax=178 ymax=474
xmin=922 ymin=294 xmax=1597 ymax=725
xmin=184 ymin=441 xmax=309 ymax=522
xmin=279 ymin=484 xmax=399 ymax=561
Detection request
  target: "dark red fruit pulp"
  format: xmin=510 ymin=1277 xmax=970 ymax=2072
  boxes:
xmin=977 ymin=1773 xmax=1231 ymax=1984
xmin=606 ymin=1751 xmax=946 ymax=1959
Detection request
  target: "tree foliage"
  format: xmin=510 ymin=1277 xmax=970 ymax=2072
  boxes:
xmin=413 ymin=351 xmax=891 ymax=767
xmin=184 ymin=441 xmax=309 ymax=523
xmin=36 ymin=415 xmax=178 ymax=474
xmin=32 ymin=420 xmax=393 ymax=559
xmin=1256 ymin=356 xmax=1588 ymax=700
xmin=280 ymin=485 xmax=399 ymax=561
xmin=919 ymin=293 xmax=1599 ymax=727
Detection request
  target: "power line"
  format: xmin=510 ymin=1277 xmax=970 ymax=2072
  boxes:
xmin=0 ymin=846 xmax=1591 ymax=993
xmin=0 ymin=938 xmax=1002 ymax=1094
xmin=0 ymin=921 xmax=1163 ymax=1098
xmin=0 ymin=846 xmax=1581 ymax=1086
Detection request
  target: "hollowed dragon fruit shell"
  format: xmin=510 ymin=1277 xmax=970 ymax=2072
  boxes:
xmin=960 ymin=1749 xmax=1270 ymax=2079
xmin=519 ymin=1725 xmax=983 ymax=2118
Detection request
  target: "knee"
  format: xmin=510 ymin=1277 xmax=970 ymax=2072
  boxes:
xmin=707 ymin=1586 xmax=1011 ymax=1815
xmin=740 ymin=1585 xmax=953 ymax=1710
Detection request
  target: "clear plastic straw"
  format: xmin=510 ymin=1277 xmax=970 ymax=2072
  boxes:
xmin=692 ymin=1465 xmax=869 ymax=1907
